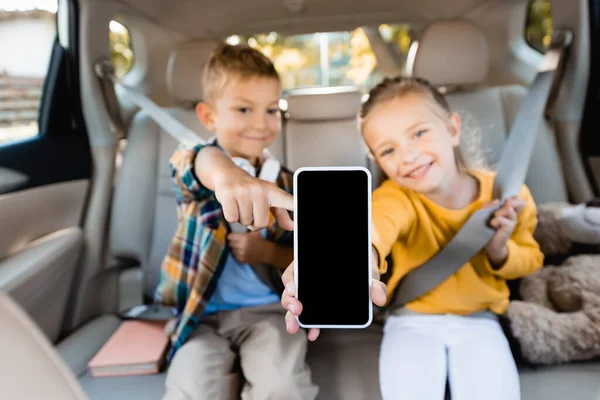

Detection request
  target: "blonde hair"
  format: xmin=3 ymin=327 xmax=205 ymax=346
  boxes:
xmin=202 ymin=43 xmax=280 ymax=103
xmin=358 ymin=76 xmax=487 ymax=176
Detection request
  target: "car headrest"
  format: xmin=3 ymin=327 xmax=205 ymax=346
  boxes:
xmin=407 ymin=19 xmax=489 ymax=87
xmin=286 ymin=86 xmax=363 ymax=122
xmin=166 ymin=39 xmax=218 ymax=106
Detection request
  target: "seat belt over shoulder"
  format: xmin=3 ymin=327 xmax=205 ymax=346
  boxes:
xmin=390 ymin=28 xmax=573 ymax=309
xmin=94 ymin=60 xmax=205 ymax=148
xmin=94 ymin=59 xmax=281 ymax=174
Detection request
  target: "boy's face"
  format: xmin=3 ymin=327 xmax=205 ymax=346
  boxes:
xmin=197 ymin=77 xmax=281 ymax=163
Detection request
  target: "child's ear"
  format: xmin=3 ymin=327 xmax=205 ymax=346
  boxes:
xmin=449 ymin=112 xmax=461 ymax=147
xmin=196 ymin=102 xmax=216 ymax=131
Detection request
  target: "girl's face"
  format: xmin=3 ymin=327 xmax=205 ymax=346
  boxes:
xmin=362 ymin=92 xmax=462 ymax=195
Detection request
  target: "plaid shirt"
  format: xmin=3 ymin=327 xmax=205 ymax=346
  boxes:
xmin=154 ymin=142 xmax=294 ymax=362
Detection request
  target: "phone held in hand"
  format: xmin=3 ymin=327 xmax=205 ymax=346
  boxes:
xmin=293 ymin=166 xmax=372 ymax=329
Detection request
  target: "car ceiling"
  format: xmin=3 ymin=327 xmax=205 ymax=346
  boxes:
xmin=101 ymin=0 xmax=499 ymax=37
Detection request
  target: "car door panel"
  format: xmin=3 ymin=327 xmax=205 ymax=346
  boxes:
xmin=0 ymin=227 xmax=82 ymax=341
xmin=0 ymin=7 xmax=91 ymax=342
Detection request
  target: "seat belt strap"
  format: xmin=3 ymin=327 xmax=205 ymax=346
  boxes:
xmin=492 ymin=29 xmax=572 ymax=201
xmin=95 ymin=59 xmax=281 ymax=168
xmin=94 ymin=59 xmax=205 ymax=148
xmin=392 ymin=28 xmax=573 ymax=308
xmin=94 ymin=60 xmax=126 ymax=141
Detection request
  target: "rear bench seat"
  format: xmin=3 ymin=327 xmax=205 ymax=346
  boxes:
xmin=57 ymin=40 xmax=383 ymax=400
xmin=55 ymin=24 xmax=600 ymax=398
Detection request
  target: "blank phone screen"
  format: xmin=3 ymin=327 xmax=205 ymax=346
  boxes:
xmin=295 ymin=169 xmax=371 ymax=326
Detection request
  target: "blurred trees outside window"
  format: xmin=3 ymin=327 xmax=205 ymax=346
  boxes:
xmin=0 ymin=7 xmax=55 ymax=143
xmin=228 ymin=24 xmax=414 ymax=92
xmin=109 ymin=20 xmax=134 ymax=77
xmin=526 ymin=0 xmax=552 ymax=53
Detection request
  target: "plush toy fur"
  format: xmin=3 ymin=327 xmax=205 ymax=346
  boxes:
xmin=505 ymin=199 xmax=600 ymax=365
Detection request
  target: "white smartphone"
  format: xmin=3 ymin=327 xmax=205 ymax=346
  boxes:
xmin=293 ymin=166 xmax=372 ymax=329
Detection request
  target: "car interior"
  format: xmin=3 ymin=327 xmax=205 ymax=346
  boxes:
xmin=1 ymin=0 xmax=600 ymax=398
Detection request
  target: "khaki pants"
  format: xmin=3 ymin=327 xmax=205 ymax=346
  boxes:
xmin=162 ymin=303 xmax=319 ymax=400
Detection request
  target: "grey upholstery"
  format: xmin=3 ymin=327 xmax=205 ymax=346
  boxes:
xmin=520 ymin=362 xmax=600 ymax=399
xmin=0 ymin=227 xmax=82 ymax=342
xmin=56 ymin=313 xmax=600 ymax=400
xmin=166 ymin=39 xmax=217 ymax=106
xmin=77 ymin=373 xmax=167 ymax=400
xmin=57 ymin=314 xmax=384 ymax=400
xmin=409 ymin=19 xmax=569 ymax=204
xmin=57 ymin=314 xmax=165 ymax=400
xmin=109 ymin=107 xmax=202 ymax=298
xmin=284 ymin=86 xmax=368 ymax=171
xmin=307 ymin=326 xmax=383 ymax=400
xmin=58 ymin=315 xmax=123 ymax=377
xmin=446 ymin=86 xmax=569 ymax=204
xmin=0 ymin=292 xmax=88 ymax=400
xmin=407 ymin=19 xmax=489 ymax=87
xmin=109 ymin=40 xmax=221 ymax=298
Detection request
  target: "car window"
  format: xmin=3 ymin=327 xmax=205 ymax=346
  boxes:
xmin=378 ymin=23 xmax=415 ymax=68
xmin=526 ymin=0 xmax=553 ymax=53
xmin=109 ymin=19 xmax=134 ymax=78
xmin=0 ymin=4 xmax=56 ymax=144
xmin=227 ymin=25 xmax=414 ymax=93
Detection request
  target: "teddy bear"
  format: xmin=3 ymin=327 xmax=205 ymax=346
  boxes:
xmin=503 ymin=199 xmax=600 ymax=366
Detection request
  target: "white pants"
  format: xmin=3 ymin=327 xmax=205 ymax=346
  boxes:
xmin=379 ymin=313 xmax=520 ymax=400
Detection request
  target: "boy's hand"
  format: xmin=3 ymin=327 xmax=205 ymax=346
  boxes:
xmin=195 ymin=146 xmax=294 ymax=231
xmin=228 ymin=231 xmax=268 ymax=264
xmin=485 ymin=196 xmax=526 ymax=266
xmin=213 ymin=167 xmax=294 ymax=231
xmin=280 ymin=260 xmax=388 ymax=341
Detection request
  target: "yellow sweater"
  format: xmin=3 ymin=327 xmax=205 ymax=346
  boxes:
xmin=372 ymin=169 xmax=544 ymax=315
